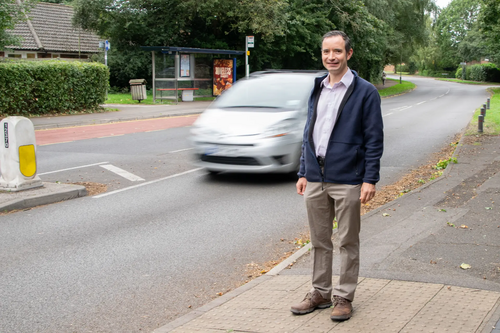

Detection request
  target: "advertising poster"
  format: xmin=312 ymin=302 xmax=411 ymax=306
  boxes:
xmin=180 ymin=54 xmax=190 ymax=77
xmin=213 ymin=59 xmax=233 ymax=96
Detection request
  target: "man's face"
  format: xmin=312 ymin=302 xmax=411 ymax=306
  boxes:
xmin=322 ymin=35 xmax=353 ymax=77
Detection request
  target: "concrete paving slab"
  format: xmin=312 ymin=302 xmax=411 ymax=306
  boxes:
xmin=0 ymin=182 xmax=86 ymax=212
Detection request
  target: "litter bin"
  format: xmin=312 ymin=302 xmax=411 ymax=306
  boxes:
xmin=129 ymin=79 xmax=147 ymax=102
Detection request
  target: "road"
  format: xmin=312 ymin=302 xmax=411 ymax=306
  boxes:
xmin=0 ymin=76 xmax=492 ymax=332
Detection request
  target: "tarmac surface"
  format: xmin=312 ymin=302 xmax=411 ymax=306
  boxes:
xmin=154 ymin=133 xmax=500 ymax=333
xmin=2 ymin=92 xmax=500 ymax=332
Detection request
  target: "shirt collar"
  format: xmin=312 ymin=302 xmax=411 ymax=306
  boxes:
xmin=321 ymin=68 xmax=354 ymax=89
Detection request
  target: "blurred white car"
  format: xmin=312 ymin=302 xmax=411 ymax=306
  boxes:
xmin=190 ymin=71 xmax=325 ymax=174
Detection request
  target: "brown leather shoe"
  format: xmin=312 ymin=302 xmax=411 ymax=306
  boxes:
xmin=330 ymin=295 xmax=353 ymax=321
xmin=290 ymin=290 xmax=332 ymax=315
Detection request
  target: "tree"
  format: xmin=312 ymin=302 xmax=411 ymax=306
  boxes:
xmin=72 ymin=0 xmax=437 ymax=87
xmin=435 ymin=0 xmax=482 ymax=66
xmin=478 ymin=0 xmax=500 ymax=63
xmin=73 ymin=0 xmax=291 ymax=86
xmin=0 ymin=0 xmax=34 ymax=50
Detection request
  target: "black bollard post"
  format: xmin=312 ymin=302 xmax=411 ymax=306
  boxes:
xmin=487 ymin=98 xmax=490 ymax=109
xmin=478 ymin=115 xmax=484 ymax=133
xmin=481 ymin=107 xmax=486 ymax=118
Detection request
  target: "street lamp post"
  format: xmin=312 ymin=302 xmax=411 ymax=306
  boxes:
xmin=400 ymin=51 xmax=402 ymax=84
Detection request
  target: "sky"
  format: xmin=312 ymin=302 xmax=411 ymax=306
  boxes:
xmin=435 ymin=0 xmax=451 ymax=9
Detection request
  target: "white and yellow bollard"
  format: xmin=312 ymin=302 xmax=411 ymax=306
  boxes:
xmin=0 ymin=116 xmax=43 ymax=191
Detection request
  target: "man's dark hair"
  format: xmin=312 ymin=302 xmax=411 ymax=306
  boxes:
xmin=322 ymin=30 xmax=352 ymax=53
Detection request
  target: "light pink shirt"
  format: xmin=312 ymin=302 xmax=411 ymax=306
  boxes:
xmin=313 ymin=69 xmax=354 ymax=157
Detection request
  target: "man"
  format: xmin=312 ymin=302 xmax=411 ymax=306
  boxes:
xmin=290 ymin=30 xmax=383 ymax=321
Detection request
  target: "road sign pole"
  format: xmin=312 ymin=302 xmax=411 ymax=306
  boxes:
xmin=104 ymin=40 xmax=110 ymax=67
xmin=245 ymin=37 xmax=249 ymax=78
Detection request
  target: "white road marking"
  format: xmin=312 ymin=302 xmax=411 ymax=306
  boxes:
xmin=169 ymin=148 xmax=194 ymax=153
xmin=100 ymin=164 xmax=145 ymax=182
xmin=390 ymin=106 xmax=410 ymax=111
xmin=93 ymin=168 xmax=203 ymax=198
xmin=383 ymin=113 xmax=393 ymax=117
xmin=416 ymin=101 xmax=426 ymax=105
xmin=397 ymin=106 xmax=412 ymax=111
xmin=39 ymin=162 xmax=109 ymax=175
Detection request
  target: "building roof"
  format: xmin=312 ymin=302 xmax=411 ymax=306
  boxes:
xmin=7 ymin=2 xmax=100 ymax=53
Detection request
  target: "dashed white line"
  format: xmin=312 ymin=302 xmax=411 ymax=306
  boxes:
xmin=416 ymin=101 xmax=426 ymax=105
xmin=390 ymin=106 xmax=410 ymax=111
xmin=100 ymin=164 xmax=145 ymax=182
xmin=398 ymin=106 xmax=412 ymax=111
xmin=39 ymin=162 xmax=109 ymax=175
xmin=169 ymin=148 xmax=194 ymax=153
xmin=383 ymin=113 xmax=393 ymax=117
xmin=93 ymin=168 xmax=203 ymax=198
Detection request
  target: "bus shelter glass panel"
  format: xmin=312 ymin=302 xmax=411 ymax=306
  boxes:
xmin=193 ymin=54 xmax=213 ymax=97
xmin=155 ymin=53 xmax=175 ymax=79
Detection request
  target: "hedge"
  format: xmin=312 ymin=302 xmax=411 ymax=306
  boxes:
xmin=455 ymin=63 xmax=500 ymax=82
xmin=0 ymin=60 xmax=109 ymax=116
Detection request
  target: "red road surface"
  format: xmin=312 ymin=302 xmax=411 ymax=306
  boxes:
xmin=35 ymin=115 xmax=198 ymax=145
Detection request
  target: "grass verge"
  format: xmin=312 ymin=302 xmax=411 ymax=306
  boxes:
xmin=465 ymin=88 xmax=500 ymax=135
xmin=105 ymin=92 xmax=172 ymax=105
xmin=105 ymin=92 xmax=216 ymax=105
xmin=436 ymin=78 xmax=500 ymax=85
xmin=378 ymin=78 xmax=416 ymax=97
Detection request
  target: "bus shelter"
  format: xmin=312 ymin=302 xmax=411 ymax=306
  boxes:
xmin=140 ymin=46 xmax=245 ymax=103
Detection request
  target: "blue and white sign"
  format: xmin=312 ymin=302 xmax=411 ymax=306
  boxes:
xmin=105 ymin=40 xmax=110 ymax=51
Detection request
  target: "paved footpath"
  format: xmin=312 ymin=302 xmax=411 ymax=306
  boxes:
xmin=154 ymin=135 xmax=500 ymax=332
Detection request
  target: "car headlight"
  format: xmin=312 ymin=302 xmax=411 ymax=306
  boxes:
xmin=264 ymin=119 xmax=295 ymax=138
xmin=191 ymin=125 xmax=218 ymax=137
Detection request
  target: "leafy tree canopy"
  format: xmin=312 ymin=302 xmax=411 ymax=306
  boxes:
xmin=72 ymin=0 xmax=437 ymax=87
xmin=0 ymin=0 xmax=34 ymax=50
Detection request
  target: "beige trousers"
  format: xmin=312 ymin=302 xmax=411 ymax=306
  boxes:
xmin=304 ymin=182 xmax=361 ymax=302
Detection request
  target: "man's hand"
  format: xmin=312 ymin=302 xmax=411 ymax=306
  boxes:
xmin=296 ymin=177 xmax=307 ymax=195
xmin=360 ymin=182 xmax=376 ymax=204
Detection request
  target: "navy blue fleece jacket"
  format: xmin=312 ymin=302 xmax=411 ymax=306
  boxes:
xmin=297 ymin=70 xmax=384 ymax=185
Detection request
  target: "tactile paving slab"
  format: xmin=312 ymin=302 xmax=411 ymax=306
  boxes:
xmin=169 ymin=276 xmax=500 ymax=333
xmin=401 ymin=285 xmax=500 ymax=333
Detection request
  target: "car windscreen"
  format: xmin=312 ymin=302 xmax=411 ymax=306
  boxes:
xmin=213 ymin=74 xmax=316 ymax=110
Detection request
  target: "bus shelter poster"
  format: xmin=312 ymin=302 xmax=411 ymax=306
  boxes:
xmin=213 ymin=59 xmax=234 ymax=96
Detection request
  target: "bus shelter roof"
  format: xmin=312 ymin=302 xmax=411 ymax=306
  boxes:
xmin=140 ymin=46 xmax=244 ymax=55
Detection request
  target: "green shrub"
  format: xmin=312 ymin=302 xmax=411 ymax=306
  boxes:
xmin=396 ymin=64 xmax=409 ymax=72
xmin=467 ymin=63 xmax=500 ymax=82
xmin=469 ymin=64 xmax=486 ymax=81
xmin=0 ymin=60 xmax=109 ymax=116
xmin=455 ymin=66 xmax=463 ymax=79
xmin=419 ymin=69 xmax=454 ymax=78
xmin=408 ymin=62 xmax=418 ymax=74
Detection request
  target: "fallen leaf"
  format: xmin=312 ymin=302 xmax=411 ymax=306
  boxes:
xmin=447 ymin=286 xmax=452 ymax=290
xmin=438 ymin=209 xmax=447 ymax=212
xmin=485 ymin=207 xmax=493 ymax=210
xmin=460 ymin=263 xmax=471 ymax=270
xmin=447 ymin=222 xmax=455 ymax=227
xmin=459 ymin=225 xmax=468 ymax=229
xmin=382 ymin=213 xmax=391 ymax=217
xmin=430 ymin=260 xmax=437 ymax=264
